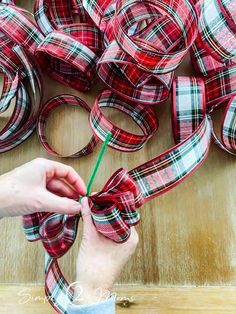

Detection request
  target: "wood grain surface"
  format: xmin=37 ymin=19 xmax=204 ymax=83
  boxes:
xmin=0 ymin=0 xmax=236 ymax=288
xmin=1 ymin=285 xmax=236 ymax=314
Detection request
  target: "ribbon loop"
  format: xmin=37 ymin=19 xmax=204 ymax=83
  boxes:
xmin=198 ymin=0 xmax=236 ymax=63
xmin=90 ymin=168 xmax=145 ymax=242
xmin=89 ymin=90 xmax=159 ymax=151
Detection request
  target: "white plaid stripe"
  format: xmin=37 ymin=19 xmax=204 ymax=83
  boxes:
xmin=199 ymin=0 xmax=236 ymax=61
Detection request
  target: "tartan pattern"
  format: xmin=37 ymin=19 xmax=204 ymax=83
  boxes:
xmin=190 ymin=33 xmax=232 ymax=76
xmin=204 ymin=65 xmax=236 ymax=106
xmin=34 ymin=0 xmax=94 ymax=36
xmin=44 ymin=254 xmax=74 ymax=314
xmin=172 ymin=77 xmax=206 ymax=143
xmin=0 ymin=4 xmax=44 ymax=54
xmin=34 ymin=0 xmax=55 ymax=35
xmin=189 ymin=2 xmax=236 ymax=155
xmin=222 ymin=97 xmax=236 ymax=153
xmin=34 ymin=0 xmax=103 ymax=91
xmin=89 ymin=90 xmax=158 ymax=151
xmin=0 ymin=72 xmax=19 ymax=113
xmin=97 ymin=40 xmax=173 ymax=104
xmin=36 ymin=31 xmax=99 ymax=91
xmin=85 ymin=0 xmax=195 ymax=103
xmin=130 ymin=117 xmax=211 ymax=199
xmin=0 ymin=30 xmax=43 ymax=152
xmin=129 ymin=77 xmax=212 ymax=199
xmin=37 ymin=95 xmax=98 ymax=157
xmin=82 ymin=0 xmax=114 ymax=31
xmin=0 ymin=0 xmax=231 ymax=313
xmin=199 ymin=0 xmax=236 ymax=63
xmin=113 ymin=0 xmax=199 ymax=73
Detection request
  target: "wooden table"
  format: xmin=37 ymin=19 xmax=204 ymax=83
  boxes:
xmin=0 ymin=0 xmax=235 ymax=313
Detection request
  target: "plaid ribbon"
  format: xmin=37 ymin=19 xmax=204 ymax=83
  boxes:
xmin=89 ymin=90 xmax=158 ymax=151
xmin=97 ymin=40 xmax=174 ymax=104
xmin=191 ymin=33 xmax=234 ymax=76
xmin=190 ymin=0 xmax=236 ymax=155
xmin=82 ymin=0 xmax=115 ymax=31
xmin=0 ymin=4 xmax=44 ymax=54
xmin=96 ymin=0 xmax=198 ymax=104
xmin=23 ymin=168 xmax=144 ymax=312
xmin=221 ymin=97 xmax=236 ymax=153
xmin=23 ymin=76 xmax=211 ymax=313
xmin=34 ymin=0 xmax=103 ymax=91
xmin=37 ymin=94 xmax=98 ymax=157
xmin=198 ymin=0 xmax=236 ymax=63
xmin=0 ymin=11 xmax=43 ymax=152
xmin=0 ymin=0 xmax=230 ymax=312
xmin=113 ymin=0 xmax=199 ymax=74
xmin=84 ymin=0 xmax=198 ymax=104
xmin=201 ymin=65 xmax=236 ymax=155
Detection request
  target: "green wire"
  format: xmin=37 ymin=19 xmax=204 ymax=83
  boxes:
xmin=78 ymin=132 xmax=112 ymax=207
xmin=86 ymin=131 xmax=112 ymax=196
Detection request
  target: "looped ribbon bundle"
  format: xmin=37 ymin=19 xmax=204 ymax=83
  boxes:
xmin=34 ymin=0 xmax=104 ymax=91
xmin=0 ymin=0 xmax=234 ymax=313
xmin=95 ymin=0 xmax=199 ymax=104
xmin=0 ymin=4 xmax=43 ymax=152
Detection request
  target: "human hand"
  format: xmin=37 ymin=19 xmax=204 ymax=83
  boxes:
xmin=73 ymin=197 xmax=139 ymax=305
xmin=0 ymin=158 xmax=86 ymax=217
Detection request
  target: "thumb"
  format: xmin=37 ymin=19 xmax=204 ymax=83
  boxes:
xmin=39 ymin=191 xmax=82 ymax=214
xmin=81 ymin=197 xmax=96 ymax=234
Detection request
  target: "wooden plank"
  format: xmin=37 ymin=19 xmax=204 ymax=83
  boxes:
xmin=1 ymin=285 xmax=236 ymax=314
xmin=0 ymin=0 xmax=235 ymax=286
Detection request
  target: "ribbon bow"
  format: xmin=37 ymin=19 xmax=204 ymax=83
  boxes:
xmin=23 ymin=168 xmax=145 ymax=258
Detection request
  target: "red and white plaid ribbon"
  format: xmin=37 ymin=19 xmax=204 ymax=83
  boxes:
xmin=34 ymin=0 xmax=103 ymax=91
xmin=0 ymin=4 xmax=43 ymax=152
xmin=37 ymin=94 xmax=98 ymax=157
xmin=89 ymin=90 xmax=159 ymax=151
xmin=0 ymin=0 xmax=234 ymax=313
xmin=96 ymin=0 xmax=199 ymax=104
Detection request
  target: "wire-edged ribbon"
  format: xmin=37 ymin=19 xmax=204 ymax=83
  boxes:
xmin=37 ymin=94 xmax=98 ymax=157
xmin=190 ymin=0 xmax=236 ymax=155
xmin=0 ymin=0 xmax=232 ymax=312
xmin=0 ymin=4 xmax=44 ymax=54
xmin=198 ymin=0 xmax=236 ymax=63
xmin=38 ymin=90 xmax=159 ymax=156
xmin=89 ymin=90 xmax=159 ymax=151
xmin=96 ymin=0 xmax=199 ymax=104
xmin=23 ymin=76 xmax=211 ymax=313
xmin=34 ymin=0 xmax=103 ymax=91
xmin=0 ymin=5 xmax=43 ymax=152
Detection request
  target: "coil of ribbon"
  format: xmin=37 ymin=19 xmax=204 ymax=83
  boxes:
xmin=0 ymin=4 xmax=43 ymax=152
xmin=34 ymin=0 xmax=104 ymax=91
xmin=96 ymin=0 xmax=199 ymax=104
xmin=37 ymin=94 xmax=98 ymax=157
xmin=0 ymin=0 xmax=234 ymax=313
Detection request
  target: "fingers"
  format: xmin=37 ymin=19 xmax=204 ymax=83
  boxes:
xmin=47 ymin=178 xmax=78 ymax=199
xmin=37 ymin=159 xmax=87 ymax=196
xmin=81 ymin=197 xmax=96 ymax=234
xmin=39 ymin=190 xmax=82 ymax=214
